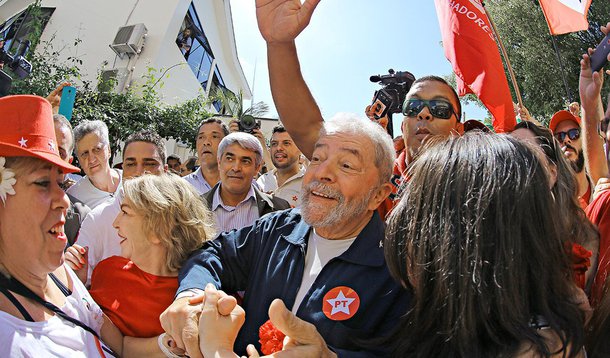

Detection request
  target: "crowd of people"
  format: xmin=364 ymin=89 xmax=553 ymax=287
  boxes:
xmin=1 ymin=1 xmax=610 ymax=357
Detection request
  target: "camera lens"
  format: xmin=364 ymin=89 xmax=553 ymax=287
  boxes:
xmin=239 ymin=115 xmax=258 ymax=131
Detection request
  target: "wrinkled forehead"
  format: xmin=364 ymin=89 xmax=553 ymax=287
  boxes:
xmin=316 ymin=132 xmax=374 ymax=160
xmin=406 ymin=80 xmax=457 ymax=106
xmin=7 ymin=157 xmax=58 ymax=177
xmin=554 ymin=120 xmax=580 ymax=133
xmin=222 ymin=143 xmax=258 ymax=158
xmin=123 ymin=141 xmax=163 ymax=160
xmin=271 ymin=131 xmax=292 ymax=142
xmin=78 ymin=132 xmax=105 ymax=148
xmin=199 ymin=122 xmax=224 ymax=135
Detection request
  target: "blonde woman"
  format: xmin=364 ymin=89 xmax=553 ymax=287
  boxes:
xmin=84 ymin=173 xmax=215 ymax=338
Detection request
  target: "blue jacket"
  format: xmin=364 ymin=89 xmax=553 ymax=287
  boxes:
xmin=179 ymin=208 xmax=411 ymax=357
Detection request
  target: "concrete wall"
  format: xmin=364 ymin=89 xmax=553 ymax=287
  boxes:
xmin=0 ymin=0 xmax=277 ymax=161
xmin=35 ymin=0 xmax=250 ymax=104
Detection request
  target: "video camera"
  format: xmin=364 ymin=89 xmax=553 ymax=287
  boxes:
xmin=370 ymin=69 xmax=415 ymax=120
xmin=238 ymin=114 xmax=261 ymax=134
xmin=0 ymin=39 xmax=33 ymax=97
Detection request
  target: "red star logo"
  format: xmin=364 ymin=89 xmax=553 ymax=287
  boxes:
xmin=322 ymin=286 xmax=360 ymax=321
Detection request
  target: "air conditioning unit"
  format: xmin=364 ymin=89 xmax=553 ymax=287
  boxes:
xmin=98 ymin=67 xmax=130 ymax=93
xmin=110 ymin=23 xmax=147 ymax=58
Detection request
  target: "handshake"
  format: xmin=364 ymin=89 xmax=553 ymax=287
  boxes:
xmin=159 ymin=284 xmax=337 ymax=358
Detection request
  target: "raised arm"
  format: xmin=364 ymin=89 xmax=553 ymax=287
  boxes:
xmin=579 ymin=21 xmax=610 ymax=185
xmin=256 ymin=0 xmax=323 ymax=159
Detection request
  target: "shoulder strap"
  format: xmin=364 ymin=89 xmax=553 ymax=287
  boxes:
xmin=48 ymin=272 xmax=72 ymax=297
xmin=0 ymin=273 xmax=118 ymax=357
xmin=0 ymin=286 xmax=34 ymax=322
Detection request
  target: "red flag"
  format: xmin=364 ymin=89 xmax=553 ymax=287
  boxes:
xmin=539 ymin=0 xmax=592 ymax=35
xmin=434 ymin=0 xmax=516 ymax=133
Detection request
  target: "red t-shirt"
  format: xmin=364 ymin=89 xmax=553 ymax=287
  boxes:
xmin=377 ymin=151 xmax=408 ymax=219
xmin=586 ymin=190 xmax=610 ymax=307
xmin=89 ymin=256 xmax=178 ymax=337
xmin=578 ymin=181 xmax=592 ymax=210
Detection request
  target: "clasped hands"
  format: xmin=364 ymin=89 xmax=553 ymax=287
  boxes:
xmin=161 ymin=284 xmax=336 ymax=358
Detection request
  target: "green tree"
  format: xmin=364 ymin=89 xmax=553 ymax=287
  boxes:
xmin=484 ymin=0 xmax=610 ymax=121
xmin=211 ymin=87 xmax=270 ymax=120
xmin=10 ymin=39 xmax=214 ymax=156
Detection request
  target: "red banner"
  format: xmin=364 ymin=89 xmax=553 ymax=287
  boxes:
xmin=434 ymin=0 xmax=516 ymax=133
xmin=539 ymin=0 xmax=592 ymax=35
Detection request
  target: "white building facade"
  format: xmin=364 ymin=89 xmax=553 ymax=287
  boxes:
xmin=0 ymin=0 xmax=277 ymax=161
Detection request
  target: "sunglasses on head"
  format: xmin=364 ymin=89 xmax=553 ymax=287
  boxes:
xmin=554 ymin=128 xmax=580 ymax=142
xmin=402 ymin=99 xmax=456 ymax=120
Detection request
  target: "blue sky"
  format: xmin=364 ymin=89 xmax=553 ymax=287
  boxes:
xmin=229 ymin=0 xmax=489 ymax=135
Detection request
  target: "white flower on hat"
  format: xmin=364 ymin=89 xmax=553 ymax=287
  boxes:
xmin=0 ymin=157 xmax=16 ymax=206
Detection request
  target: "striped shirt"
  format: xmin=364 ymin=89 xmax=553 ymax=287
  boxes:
xmin=211 ymin=185 xmax=259 ymax=233
xmin=184 ymin=168 xmax=213 ymax=195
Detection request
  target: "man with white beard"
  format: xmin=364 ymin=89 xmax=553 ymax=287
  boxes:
xmin=160 ymin=114 xmax=411 ymax=357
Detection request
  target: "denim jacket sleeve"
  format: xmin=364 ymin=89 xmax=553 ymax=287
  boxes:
xmin=177 ymin=222 xmax=263 ymax=294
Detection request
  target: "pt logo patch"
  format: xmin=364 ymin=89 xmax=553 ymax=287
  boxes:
xmin=323 ymin=286 xmax=360 ymax=321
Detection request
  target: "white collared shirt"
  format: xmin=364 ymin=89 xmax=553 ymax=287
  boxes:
xmin=184 ymin=167 xmax=213 ymax=195
xmin=76 ymin=192 xmax=123 ymax=285
xmin=211 ymin=185 xmax=259 ymax=233
xmin=66 ymin=169 xmax=122 ymax=209
xmin=257 ymin=166 xmax=306 ymax=207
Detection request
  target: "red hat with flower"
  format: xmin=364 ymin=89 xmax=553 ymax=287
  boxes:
xmin=0 ymin=95 xmax=79 ymax=173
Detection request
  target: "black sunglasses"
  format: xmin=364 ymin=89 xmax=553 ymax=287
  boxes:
xmin=402 ymin=99 xmax=455 ymax=120
xmin=554 ymin=128 xmax=580 ymax=142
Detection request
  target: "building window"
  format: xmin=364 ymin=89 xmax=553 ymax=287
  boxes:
xmin=177 ymin=3 xmax=214 ymax=90
xmin=177 ymin=2 xmax=235 ymax=110
xmin=209 ymin=66 xmax=235 ymax=113
xmin=0 ymin=7 xmax=54 ymax=53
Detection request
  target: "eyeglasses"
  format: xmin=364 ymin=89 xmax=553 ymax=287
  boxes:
xmin=554 ymin=128 xmax=580 ymax=142
xmin=402 ymin=99 xmax=455 ymax=120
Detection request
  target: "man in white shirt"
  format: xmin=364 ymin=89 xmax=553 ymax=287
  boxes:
xmin=184 ymin=118 xmax=228 ymax=195
xmin=67 ymin=120 xmax=122 ymax=209
xmin=257 ymin=124 xmax=306 ymax=207
xmin=202 ymin=132 xmax=290 ymax=233
xmin=70 ymin=130 xmax=167 ymax=284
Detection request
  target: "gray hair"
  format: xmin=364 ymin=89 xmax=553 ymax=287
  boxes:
xmin=73 ymin=120 xmax=110 ymax=151
xmin=322 ymin=113 xmax=395 ymax=185
xmin=53 ymin=114 xmax=75 ymax=154
xmin=217 ymin=132 xmax=263 ymax=167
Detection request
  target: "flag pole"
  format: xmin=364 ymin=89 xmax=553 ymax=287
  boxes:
xmin=482 ymin=2 xmax=524 ymax=108
xmin=549 ymin=34 xmax=573 ymax=102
